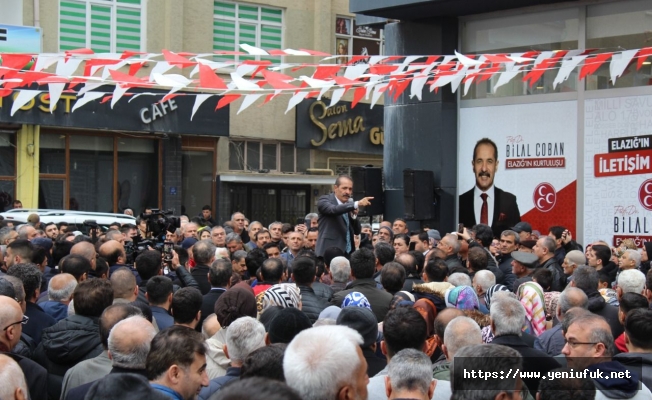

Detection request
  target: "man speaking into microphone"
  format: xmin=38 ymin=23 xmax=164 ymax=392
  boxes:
xmin=316 ymin=174 xmax=373 ymax=256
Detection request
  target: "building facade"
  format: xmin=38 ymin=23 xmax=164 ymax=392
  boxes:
xmin=0 ymin=0 xmax=384 ymax=226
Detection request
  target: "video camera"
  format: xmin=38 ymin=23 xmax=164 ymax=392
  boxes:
xmin=124 ymin=209 xmax=181 ymax=264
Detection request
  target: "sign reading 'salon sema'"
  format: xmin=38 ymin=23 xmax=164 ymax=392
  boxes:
xmin=296 ymin=99 xmax=383 ymax=155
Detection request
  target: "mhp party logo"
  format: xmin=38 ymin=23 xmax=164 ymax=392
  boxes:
xmin=533 ymin=183 xmax=556 ymax=212
xmin=639 ymin=179 xmax=652 ymax=211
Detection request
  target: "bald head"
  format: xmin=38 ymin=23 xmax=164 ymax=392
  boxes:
xmin=558 ymin=287 xmax=589 ymax=320
xmin=99 ymin=240 xmax=126 ymax=266
xmin=110 ymin=267 xmax=138 ymax=301
xmin=71 ymin=241 xmax=97 ymax=263
xmin=108 ymin=315 xmax=156 ymax=369
xmin=0 ymin=354 xmax=27 ymax=400
xmin=99 ymin=303 xmax=143 ymax=350
xmin=443 ymin=316 xmax=482 ymax=359
xmin=433 ymin=307 xmax=465 ymax=340
xmin=48 ymin=273 xmax=77 ymax=303
xmin=0 ymin=296 xmax=24 ymax=351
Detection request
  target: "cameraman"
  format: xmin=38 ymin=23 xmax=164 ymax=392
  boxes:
xmin=135 ymin=249 xmax=199 ymax=305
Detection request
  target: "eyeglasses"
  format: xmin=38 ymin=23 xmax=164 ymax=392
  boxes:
xmin=566 ymin=340 xmax=598 ymax=348
xmin=2 ymin=315 xmax=29 ymax=331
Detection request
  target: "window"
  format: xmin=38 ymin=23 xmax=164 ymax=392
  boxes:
xmin=228 ymin=141 xmax=309 ymax=173
xmin=335 ymin=16 xmax=383 ymax=65
xmin=586 ymin=0 xmax=652 ymax=90
xmin=59 ymin=0 xmax=144 ymax=53
xmin=213 ymin=1 xmax=283 ymax=62
xmin=0 ymin=133 xmax=16 ymax=212
xmin=461 ymin=8 xmax=579 ymax=99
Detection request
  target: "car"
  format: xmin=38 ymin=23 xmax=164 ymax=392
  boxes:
xmin=0 ymin=209 xmax=137 ymax=234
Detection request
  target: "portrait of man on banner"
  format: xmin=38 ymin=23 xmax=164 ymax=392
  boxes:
xmin=459 ymin=137 xmax=521 ymax=238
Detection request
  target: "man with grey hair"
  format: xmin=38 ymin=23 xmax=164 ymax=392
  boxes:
xmin=0 ymin=226 xmax=18 ymax=247
xmin=489 ymin=295 xmax=560 ymax=397
xmin=571 ymin=265 xmax=622 ymax=338
xmin=451 ymin=344 xmax=524 ymax=400
xmin=329 ymin=256 xmax=351 ymax=293
xmin=472 ymin=269 xmax=495 ymax=313
xmin=199 ymin=316 xmax=266 ymax=399
xmin=562 ymin=249 xmax=586 ymax=283
xmin=561 ymin=314 xmax=652 ymax=399
xmin=437 ymin=233 xmax=464 ymax=270
xmin=497 ymin=229 xmax=520 ymax=288
xmin=616 ymin=269 xmax=646 ymax=300
xmin=210 ymin=226 xmax=227 ymax=248
xmin=305 ymin=213 xmax=319 ymax=228
xmin=448 ymin=272 xmax=472 ymax=288
xmin=190 ymin=240 xmax=217 ymax=295
xmin=284 ymin=325 xmax=368 ymax=400
xmin=534 ymin=287 xmax=588 ymax=357
xmin=619 ymin=249 xmax=641 ymax=271
xmin=433 ymin=316 xmax=482 ymax=381
xmin=0 ymin=354 xmax=28 ymax=400
xmin=384 ymin=349 xmax=435 ymax=400
xmin=40 ymin=273 xmax=77 ymax=322
xmin=16 ymin=225 xmax=37 ymax=241
xmin=268 ymin=221 xmax=284 ymax=249
xmin=64 ymin=315 xmax=157 ymax=400
xmin=225 ymin=232 xmax=246 ymax=255
xmin=533 ymin=236 xmax=565 ymax=291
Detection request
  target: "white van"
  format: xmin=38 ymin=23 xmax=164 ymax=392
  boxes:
xmin=0 ymin=209 xmax=136 ymax=233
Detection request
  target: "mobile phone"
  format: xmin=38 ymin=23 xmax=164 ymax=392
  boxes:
xmin=457 ymin=223 xmax=464 ymax=234
xmin=409 ymin=241 xmax=416 ymax=251
xmin=163 ymin=241 xmax=174 ymax=261
xmin=296 ymin=217 xmax=305 ymax=226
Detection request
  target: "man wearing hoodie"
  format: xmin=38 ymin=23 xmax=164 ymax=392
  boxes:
xmin=562 ymin=313 xmax=652 ymax=399
xmin=34 ymin=279 xmax=113 ymax=400
xmin=614 ymin=308 xmax=652 ymax=390
xmin=570 ymin=266 xmax=623 ymax=339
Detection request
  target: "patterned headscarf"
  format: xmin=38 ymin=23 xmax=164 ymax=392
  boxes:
xmin=517 ymin=281 xmax=546 ymax=336
xmin=262 ymin=283 xmax=301 ymax=311
xmin=342 ymin=292 xmax=372 ymax=310
xmin=544 ymin=291 xmax=560 ymax=321
xmin=484 ymin=284 xmax=511 ymax=309
xmin=413 ymin=298 xmax=437 ymax=337
xmin=445 ymin=286 xmax=479 ymax=310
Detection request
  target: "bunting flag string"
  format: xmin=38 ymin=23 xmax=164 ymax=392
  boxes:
xmin=1 ymin=44 xmax=651 ymax=118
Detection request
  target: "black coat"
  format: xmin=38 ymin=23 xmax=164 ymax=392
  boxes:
xmin=24 ymin=301 xmax=56 ymax=346
xmin=331 ymin=279 xmax=393 ymax=322
xmin=191 ymin=264 xmax=211 ymax=295
xmin=316 ymin=193 xmax=361 ymax=257
xmin=540 ymin=257 xmax=566 ymax=292
xmin=585 ymin=289 xmax=623 ymax=339
xmin=490 ymin=334 xmax=561 ymax=398
xmin=199 ymin=288 xmax=226 ymax=330
xmin=64 ymin=367 xmax=148 ymax=400
xmin=498 ymin=254 xmax=516 ymax=288
xmin=1 ymin=351 xmax=48 ymax=400
xmin=34 ymin=314 xmax=104 ymax=400
xmin=459 ymin=186 xmax=521 ymax=239
xmin=298 ymin=285 xmax=330 ymax=324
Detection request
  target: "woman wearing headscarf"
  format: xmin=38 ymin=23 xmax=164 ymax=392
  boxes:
xmin=261 ymin=283 xmax=301 ymax=312
xmin=517 ymin=281 xmax=547 ymax=336
xmin=445 ymin=285 xmax=480 ymax=311
xmin=543 ymin=291 xmax=560 ymax=328
xmin=206 ymin=282 xmax=257 ymax=379
xmin=413 ymin=298 xmax=438 ymax=357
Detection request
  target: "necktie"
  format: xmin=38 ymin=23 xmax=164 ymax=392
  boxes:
xmin=480 ymin=193 xmax=488 ymax=225
xmin=343 ymin=213 xmax=351 ymax=253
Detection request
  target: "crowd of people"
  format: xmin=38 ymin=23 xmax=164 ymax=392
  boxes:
xmin=0 ymin=181 xmax=652 ymax=400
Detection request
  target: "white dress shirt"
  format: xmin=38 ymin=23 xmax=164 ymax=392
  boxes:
xmin=473 ymin=185 xmax=495 ymax=226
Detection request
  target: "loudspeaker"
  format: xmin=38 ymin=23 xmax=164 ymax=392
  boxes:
xmin=351 ymin=167 xmax=384 ymax=217
xmin=403 ymin=169 xmax=434 ymax=220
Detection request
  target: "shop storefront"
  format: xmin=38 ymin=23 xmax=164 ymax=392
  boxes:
xmin=0 ymin=87 xmax=229 ymax=215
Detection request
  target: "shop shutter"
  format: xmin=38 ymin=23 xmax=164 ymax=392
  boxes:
xmin=115 ymin=0 xmax=142 ymax=52
xmin=59 ymin=1 xmax=87 ymax=51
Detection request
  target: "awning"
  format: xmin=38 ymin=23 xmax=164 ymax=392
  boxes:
xmin=219 ymin=174 xmax=335 ymax=186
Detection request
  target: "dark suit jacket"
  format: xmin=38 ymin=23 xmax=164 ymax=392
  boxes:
xmin=316 ymin=193 xmax=361 ymax=257
xmin=191 ymin=264 xmax=211 ymax=295
xmin=198 ymin=288 xmax=226 ymax=330
xmin=459 ymin=186 xmax=521 ymax=238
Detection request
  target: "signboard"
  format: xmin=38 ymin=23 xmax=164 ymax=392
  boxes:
xmin=0 ymin=87 xmax=229 ymax=136
xmin=0 ymin=24 xmax=41 ymax=53
xmin=458 ymin=101 xmax=578 ymax=235
xmin=584 ymin=95 xmax=652 ymax=247
xmin=296 ymin=98 xmax=383 ymax=155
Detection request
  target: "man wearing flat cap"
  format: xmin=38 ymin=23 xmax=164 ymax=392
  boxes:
xmin=510 ymin=222 xmax=532 ymax=243
xmin=511 ymin=251 xmax=539 ymax=292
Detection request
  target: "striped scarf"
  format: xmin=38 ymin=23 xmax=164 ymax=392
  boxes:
xmin=517 ymin=281 xmax=546 ymax=336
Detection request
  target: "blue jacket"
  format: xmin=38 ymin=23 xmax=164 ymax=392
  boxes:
xmin=198 ymin=367 xmax=240 ymax=400
xmin=40 ymin=301 xmax=68 ymax=322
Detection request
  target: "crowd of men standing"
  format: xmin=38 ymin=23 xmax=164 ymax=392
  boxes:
xmin=0 ymin=174 xmax=652 ymax=400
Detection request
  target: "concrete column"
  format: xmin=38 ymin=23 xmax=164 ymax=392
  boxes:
xmin=16 ymin=124 xmax=40 ymax=208
xmin=382 ymin=18 xmax=458 ymax=232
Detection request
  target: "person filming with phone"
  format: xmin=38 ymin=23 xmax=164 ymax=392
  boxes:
xmin=316 ymin=174 xmax=373 ymax=256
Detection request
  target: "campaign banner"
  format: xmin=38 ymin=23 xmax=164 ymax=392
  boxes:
xmin=458 ymin=101 xmax=577 ymax=236
xmin=584 ymin=94 xmax=652 ymax=247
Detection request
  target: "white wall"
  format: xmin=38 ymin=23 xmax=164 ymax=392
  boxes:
xmin=0 ymin=0 xmax=23 ymax=25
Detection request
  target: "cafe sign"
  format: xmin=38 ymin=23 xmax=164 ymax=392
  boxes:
xmin=296 ymin=98 xmax=383 ymax=155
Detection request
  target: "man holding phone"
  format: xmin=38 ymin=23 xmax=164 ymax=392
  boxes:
xmin=316 ymin=174 xmax=373 ymax=256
